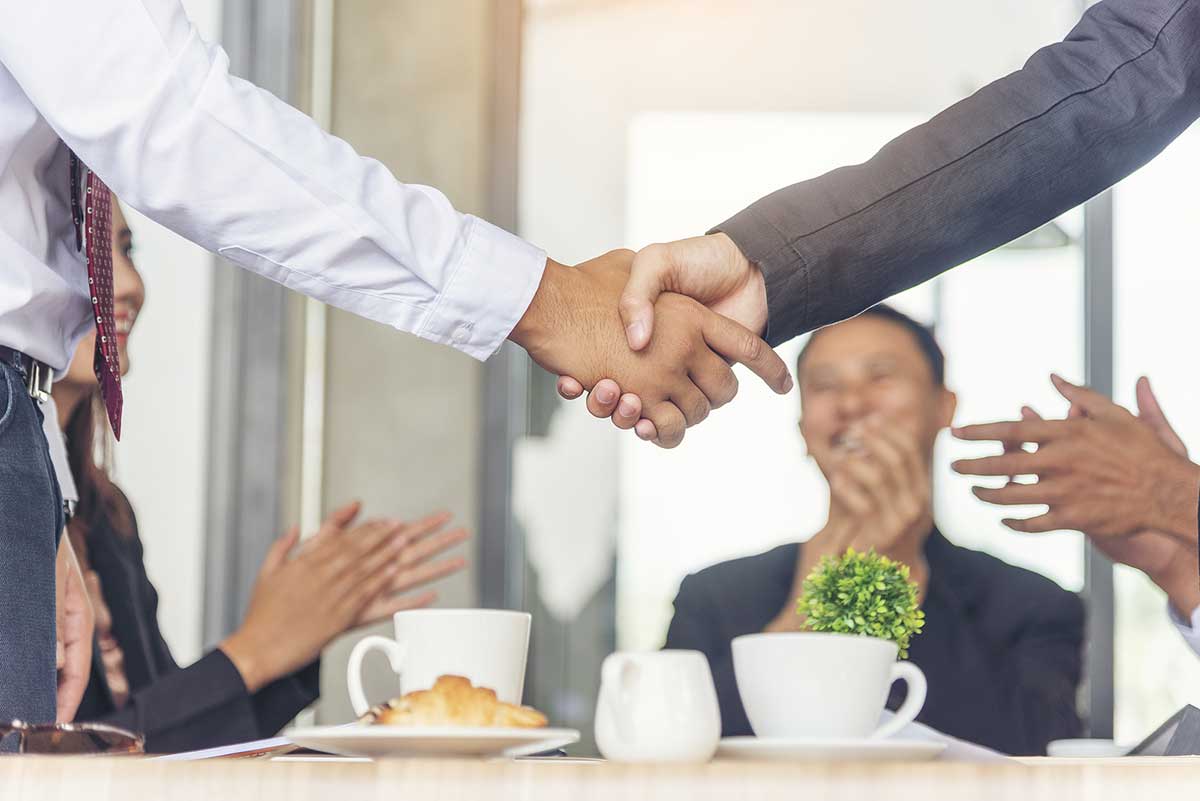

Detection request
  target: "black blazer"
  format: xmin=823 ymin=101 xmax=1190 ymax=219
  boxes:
xmin=664 ymin=531 xmax=1084 ymax=756
xmin=72 ymin=492 xmax=319 ymax=754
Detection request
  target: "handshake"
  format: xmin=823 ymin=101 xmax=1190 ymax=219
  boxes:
xmin=509 ymin=233 xmax=790 ymax=448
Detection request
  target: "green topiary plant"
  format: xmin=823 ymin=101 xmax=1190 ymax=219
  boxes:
xmin=797 ymin=548 xmax=925 ymax=658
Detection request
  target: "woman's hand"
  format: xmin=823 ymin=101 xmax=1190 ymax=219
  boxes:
xmin=55 ymin=534 xmax=94 ymax=722
xmin=219 ymin=501 xmax=468 ymax=692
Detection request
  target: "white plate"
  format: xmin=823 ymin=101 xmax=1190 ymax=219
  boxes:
xmin=718 ymin=737 xmax=946 ymax=763
xmin=284 ymin=725 xmax=580 ymax=759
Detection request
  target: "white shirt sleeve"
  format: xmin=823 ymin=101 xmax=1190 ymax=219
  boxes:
xmin=1169 ymin=604 xmax=1200 ymax=658
xmin=0 ymin=0 xmax=545 ymax=360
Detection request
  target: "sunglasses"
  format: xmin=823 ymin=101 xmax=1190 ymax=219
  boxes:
xmin=0 ymin=720 xmax=144 ymax=755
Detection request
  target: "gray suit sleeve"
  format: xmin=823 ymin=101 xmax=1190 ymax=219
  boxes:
xmin=714 ymin=0 xmax=1200 ymax=345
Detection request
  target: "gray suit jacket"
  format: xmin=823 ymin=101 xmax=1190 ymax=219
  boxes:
xmin=715 ymin=0 xmax=1200 ymax=345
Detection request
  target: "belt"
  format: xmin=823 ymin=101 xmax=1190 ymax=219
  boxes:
xmin=0 ymin=347 xmax=54 ymax=403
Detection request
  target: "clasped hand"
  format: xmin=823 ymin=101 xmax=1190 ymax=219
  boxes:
xmin=767 ymin=418 xmax=931 ymax=632
xmin=515 ymin=238 xmax=789 ymax=448
xmin=821 ymin=418 xmax=933 ymax=563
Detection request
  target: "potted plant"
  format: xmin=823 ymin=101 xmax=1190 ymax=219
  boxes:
xmin=797 ymin=547 xmax=925 ymax=658
xmin=731 ymin=549 xmax=928 ymax=740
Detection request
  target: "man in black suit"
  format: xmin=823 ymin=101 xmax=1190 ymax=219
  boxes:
xmin=664 ymin=306 xmax=1084 ymax=756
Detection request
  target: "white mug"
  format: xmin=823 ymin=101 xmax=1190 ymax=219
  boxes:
xmin=732 ymin=632 xmax=926 ymax=740
xmin=347 ymin=609 xmax=531 ymax=718
xmin=594 ymin=650 xmax=721 ymax=762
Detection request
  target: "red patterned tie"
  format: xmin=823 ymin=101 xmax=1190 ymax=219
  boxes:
xmin=70 ymin=153 xmax=123 ymax=440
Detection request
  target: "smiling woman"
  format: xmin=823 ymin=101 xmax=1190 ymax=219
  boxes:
xmin=44 ymin=196 xmax=470 ymax=753
xmin=58 ymin=201 xmax=144 ymax=390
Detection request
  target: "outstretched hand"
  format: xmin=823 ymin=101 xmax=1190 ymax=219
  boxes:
xmin=549 ymin=236 xmax=784 ymax=446
xmin=997 ymin=380 xmax=1200 ymax=617
xmin=511 ymin=247 xmax=789 ymax=448
xmin=952 ymin=374 xmax=1200 ymax=542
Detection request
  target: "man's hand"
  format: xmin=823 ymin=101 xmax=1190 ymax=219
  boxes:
xmin=55 ymin=534 xmax=94 ymax=722
xmin=618 ymin=233 xmax=769 ymax=350
xmin=765 ymin=419 xmax=931 ymax=633
xmin=554 ymin=235 xmax=779 ymax=445
xmin=952 ymin=374 xmax=1200 ymax=542
xmin=511 ymin=249 xmax=790 ymax=448
xmin=1006 ymin=381 xmax=1200 ymax=618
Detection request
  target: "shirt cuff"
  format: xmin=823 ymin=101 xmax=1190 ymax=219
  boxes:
xmin=1168 ymin=603 xmax=1200 ymax=658
xmin=710 ymin=210 xmax=809 ymax=349
xmin=417 ymin=215 xmax=547 ymax=361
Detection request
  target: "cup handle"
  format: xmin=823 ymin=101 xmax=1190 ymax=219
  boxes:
xmin=870 ymin=661 xmax=927 ymax=740
xmin=347 ymin=635 xmax=406 ymax=718
xmin=601 ymin=654 xmax=636 ymax=743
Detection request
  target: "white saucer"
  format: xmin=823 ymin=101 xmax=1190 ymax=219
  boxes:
xmin=1045 ymin=739 xmax=1130 ymax=759
xmin=718 ymin=737 xmax=946 ymax=763
xmin=284 ymin=725 xmax=580 ymax=759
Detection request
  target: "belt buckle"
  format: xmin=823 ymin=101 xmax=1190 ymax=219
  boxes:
xmin=27 ymin=359 xmax=51 ymax=404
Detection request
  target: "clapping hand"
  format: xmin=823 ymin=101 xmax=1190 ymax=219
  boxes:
xmin=219 ymin=501 xmax=467 ymax=692
xmin=952 ymin=375 xmax=1200 ymax=543
xmin=766 ymin=418 xmax=932 ymax=632
xmin=813 ymin=419 xmax=932 ymax=595
xmin=973 ymin=378 xmax=1200 ymax=617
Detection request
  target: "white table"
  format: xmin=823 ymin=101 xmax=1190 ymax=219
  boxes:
xmin=4 ymin=755 xmax=1200 ymax=801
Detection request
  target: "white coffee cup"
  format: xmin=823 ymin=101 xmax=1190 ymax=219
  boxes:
xmin=347 ymin=609 xmax=531 ymax=718
xmin=594 ymin=650 xmax=721 ymax=762
xmin=732 ymin=632 xmax=926 ymax=740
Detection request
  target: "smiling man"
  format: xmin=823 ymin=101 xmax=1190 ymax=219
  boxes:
xmin=664 ymin=305 xmax=1084 ymax=756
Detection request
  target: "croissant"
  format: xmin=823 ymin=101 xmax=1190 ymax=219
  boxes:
xmin=374 ymin=675 xmax=548 ymax=729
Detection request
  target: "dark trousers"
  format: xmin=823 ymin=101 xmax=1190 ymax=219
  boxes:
xmin=0 ymin=356 xmax=61 ymax=749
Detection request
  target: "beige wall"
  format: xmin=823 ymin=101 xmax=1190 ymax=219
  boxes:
xmin=315 ymin=0 xmax=500 ymax=724
xmin=521 ymin=0 xmax=1081 ymax=262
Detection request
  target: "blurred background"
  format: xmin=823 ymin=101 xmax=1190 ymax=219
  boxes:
xmin=115 ymin=0 xmax=1200 ymax=753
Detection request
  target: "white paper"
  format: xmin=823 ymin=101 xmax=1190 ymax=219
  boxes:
xmin=881 ymin=712 xmax=1013 ymax=763
xmin=152 ymin=736 xmax=295 ymax=761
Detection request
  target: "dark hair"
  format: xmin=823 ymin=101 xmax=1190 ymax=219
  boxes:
xmin=65 ymin=389 xmax=135 ymax=563
xmin=795 ymin=304 xmax=945 ymax=386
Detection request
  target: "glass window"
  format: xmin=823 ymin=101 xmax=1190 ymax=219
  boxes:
xmin=618 ymin=111 xmax=1085 ymax=651
xmin=1112 ymin=122 xmax=1200 ymax=743
xmin=934 ymin=219 xmax=1086 ymax=592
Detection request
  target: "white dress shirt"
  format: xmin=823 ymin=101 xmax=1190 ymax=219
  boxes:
xmin=0 ymin=0 xmax=546 ymax=372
